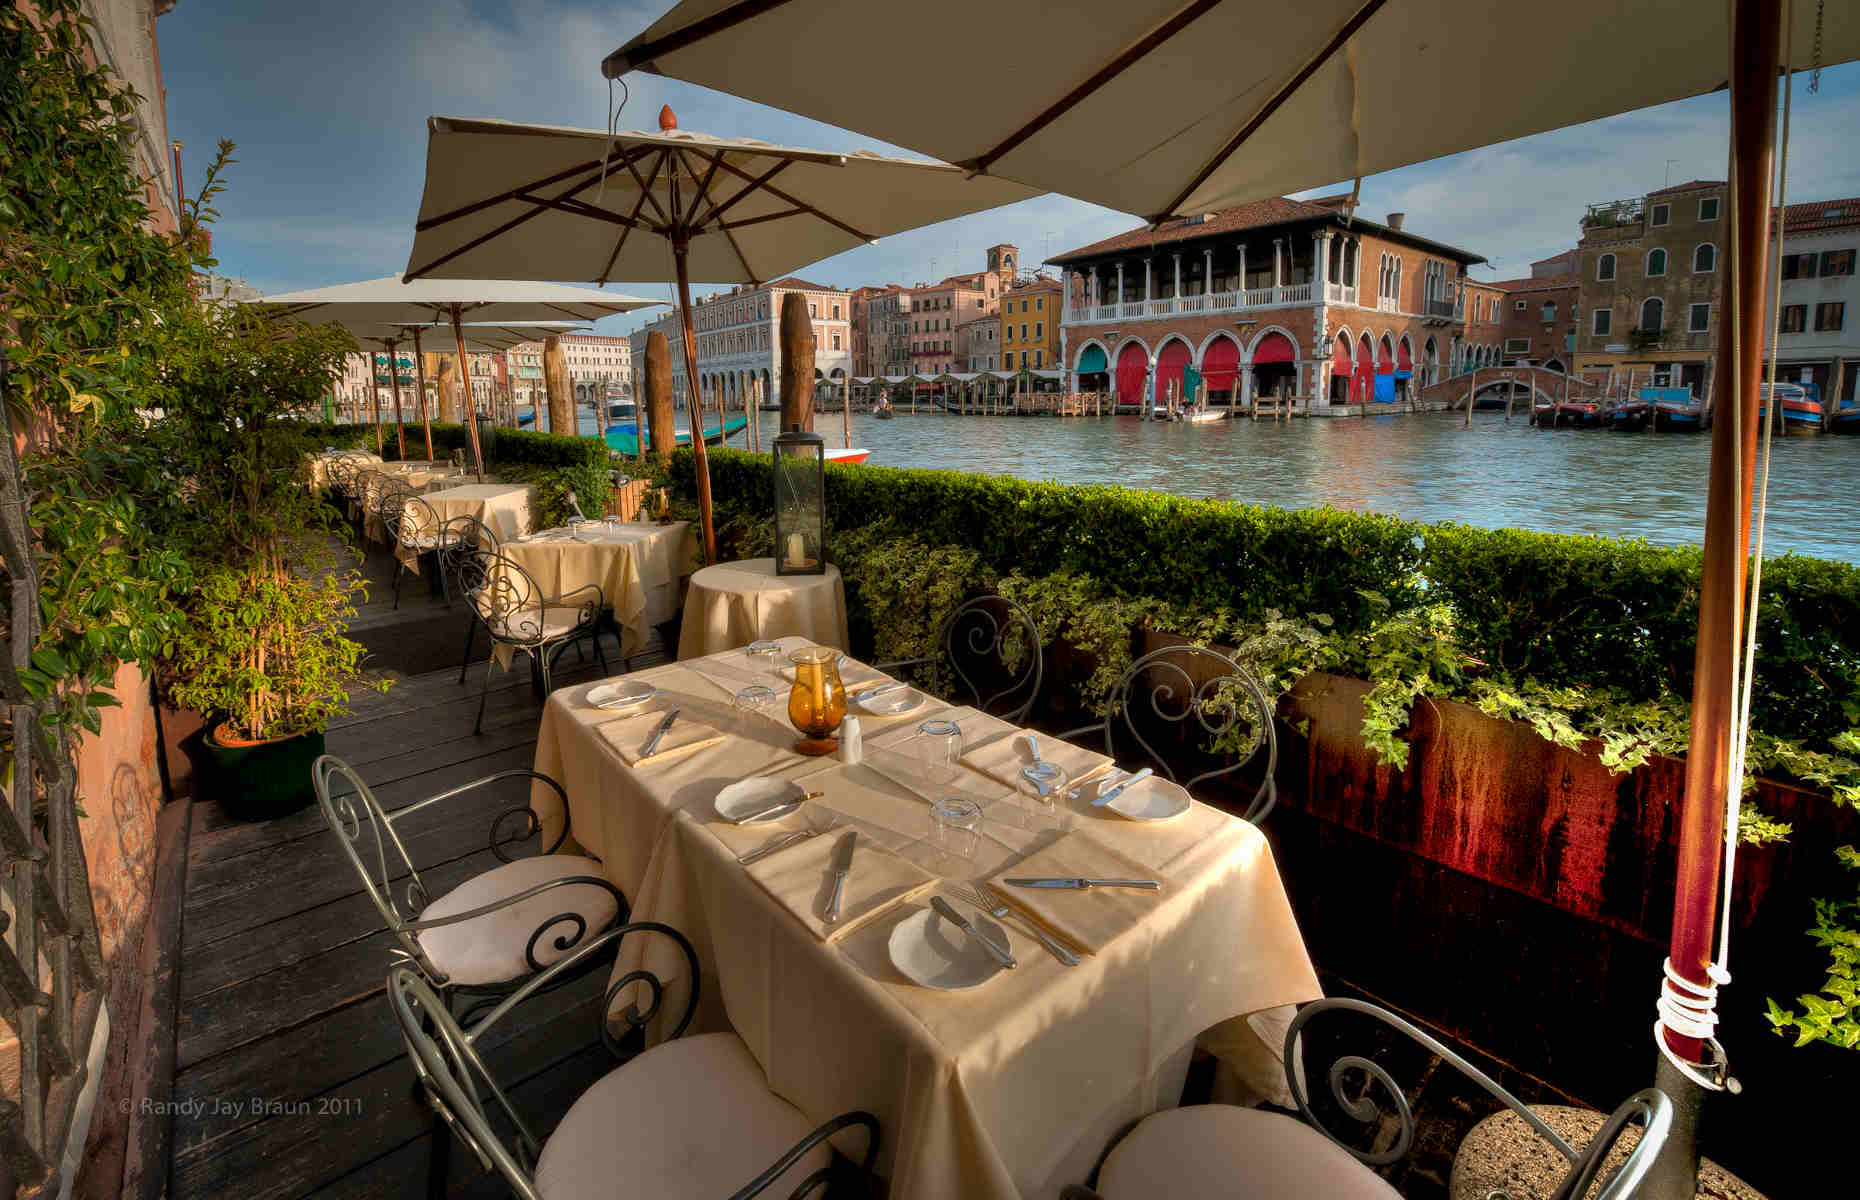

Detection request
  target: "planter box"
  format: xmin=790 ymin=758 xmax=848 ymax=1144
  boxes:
xmin=186 ymin=725 xmax=326 ymax=821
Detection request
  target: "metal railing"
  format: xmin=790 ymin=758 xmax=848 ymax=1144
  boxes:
xmin=0 ymin=385 xmax=109 ymax=1198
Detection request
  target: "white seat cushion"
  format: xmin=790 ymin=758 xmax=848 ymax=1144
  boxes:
xmin=1096 ymin=1105 xmax=1402 ymax=1200
xmin=493 ymin=604 xmax=588 ymax=644
xmin=416 ymin=854 xmax=620 ymax=986
xmin=535 ymin=1032 xmax=832 ymax=1200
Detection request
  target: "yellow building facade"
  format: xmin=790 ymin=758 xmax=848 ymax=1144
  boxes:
xmin=1000 ymin=279 xmax=1062 ymax=372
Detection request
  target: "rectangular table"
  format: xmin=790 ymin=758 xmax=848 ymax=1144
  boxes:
xmin=528 ymin=639 xmax=1319 ymax=1199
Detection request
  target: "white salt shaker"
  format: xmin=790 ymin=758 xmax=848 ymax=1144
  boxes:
xmin=839 ymin=715 xmax=863 ymax=765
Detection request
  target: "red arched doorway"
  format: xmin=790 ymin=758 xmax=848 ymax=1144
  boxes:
xmin=1156 ymin=340 xmax=1192 ymax=403
xmin=1330 ymin=333 xmax=1352 ymax=404
xmin=1202 ymin=336 xmax=1240 ymax=404
xmin=1115 ymin=343 xmax=1149 ymax=408
xmin=1353 ymin=333 xmax=1374 ymax=404
xmin=1252 ymin=331 xmax=1297 ymax=401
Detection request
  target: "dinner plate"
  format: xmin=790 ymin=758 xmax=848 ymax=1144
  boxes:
xmin=889 ymin=905 xmax=1008 ymax=991
xmin=855 ymin=686 xmax=924 ymax=717
xmin=714 ymin=776 xmax=806 ymax=824
xmin=1102 ymin=775 xmax=1192 ymax=822
xmin=586 ymin=680 xmax=662 ymax=710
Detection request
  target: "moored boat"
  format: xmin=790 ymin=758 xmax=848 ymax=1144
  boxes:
xmin=1540 ymin=400 xmax=1603 ymax=427
xmin=1830 ymin=405 xmax=1860 ymax=434
xmin=872 ymin=398 xmax=894 ymax=419
xmin=825 ymin=448 xmax=871 ymax=465
xmin=1758 ymin=382 xmax=1823 ymax=434
xmin=602 ymin=413 xmax=748 ymax=455
xmin=1605 ymin=400 xmax=1652 ymax=431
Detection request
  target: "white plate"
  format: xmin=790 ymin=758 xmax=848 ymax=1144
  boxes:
xmin=1102 ymin=776 xmax=1192 ymax=822
xmin=714 ymin=776 xmax=806 ymax=824
xmin=889 ymin=905 xmax=1008 ymax=991
xmin=855 ymin=686 xmax=924 ymax=717
xmin=586 ymin=680 xmax=662 ymax=710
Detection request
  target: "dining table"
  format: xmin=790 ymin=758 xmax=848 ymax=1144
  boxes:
xmin=496 ymin=521 xmax=696 ymax=657
xmin=528 ymin=637 xmax=1321 ymax=1199
xmin=306 ymin=450 xmax=381 ymax=491
xmin=397 ymin=481 xmax=535 ymax=570
xmin=675 ymin=557 xmax=850 ymax=659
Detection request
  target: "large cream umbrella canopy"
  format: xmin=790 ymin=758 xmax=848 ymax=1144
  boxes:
xmin=400 ymin=110 xmax=1039 ymax=560
xmin=261 ymin=278 xmax=662 ymax=475
xmin=601 ymin=0 xmax=1857 ymax=223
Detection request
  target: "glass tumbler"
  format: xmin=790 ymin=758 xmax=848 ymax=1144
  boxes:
xmin=1016 ymin=761 xmax=1070 ymax=829
xmin=930 ymin=797 xmax=983 ymax=863
xmin=916 ymin=719 xmax=964 ymax=787
xmin=732 ymin=685 xmax=776 ymax=720
xmin=746 ymin=640 xmax=783 ymax=678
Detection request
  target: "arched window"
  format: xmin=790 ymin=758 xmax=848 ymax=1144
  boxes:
xmin=1646 ymin=248 xmax=1667 ymax=277
xmin=1597 ymin=253 xmax=1617 ymax=281
xmin=1693 ymin=243 xmax=1717 ymax=273
xmin=1640 ymin=297 xmax=1664 ymax=332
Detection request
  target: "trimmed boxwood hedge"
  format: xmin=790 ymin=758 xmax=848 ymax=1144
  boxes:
xmin=676 ymin=447 xmax=1860 ymax=748
xmin=296 ymin=421 xmax=607 ymax=469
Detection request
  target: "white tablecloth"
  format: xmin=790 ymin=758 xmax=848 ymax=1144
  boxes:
xmin=676 ymin=557 xmax=849 ymax=659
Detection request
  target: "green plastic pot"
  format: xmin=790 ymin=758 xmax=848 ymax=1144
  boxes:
xmin=195 ymin=724 xmax=326 ymax=821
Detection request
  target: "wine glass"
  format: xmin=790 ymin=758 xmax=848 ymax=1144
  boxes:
xmin=916 ymin=719 xmax=963 ymax=788
xmin=930 ymin=797 xmax=983 ymax=863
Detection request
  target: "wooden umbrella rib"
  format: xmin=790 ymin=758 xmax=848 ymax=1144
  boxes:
xmin=528 ymin=194 xmax=646 ymax=228
xmin=707 ymin=154 xmax=873 ymax=243
xmin=624 ymin=149 xmax=677 ymax=229
xmin=719 ymin=207 xmax=807 ymax=230
xmin=1151 ymin=0 xmax=1389 ymax=223
xmin=601 ymin=0 xmax=801 ymax=78
xmin=414 ymin=156 xmax=611 ymax=232
xmin=691 ymin=158 xmax=793 ymax=230
xmin=684 ymin=150 xmax=727 ymax=227
xmin=966 ymin=0 xmax=1225 ymax=174
xmin=717 ymin=216 xmax=762 ymax=288
xmin=405 ymin=169 xmax=610 ymax=281
xmin=598 ymin=151 xmax=666 ymax=285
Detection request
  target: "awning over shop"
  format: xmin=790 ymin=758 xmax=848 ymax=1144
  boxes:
xmin=1076 ymin=344 xmax=1107 ymax=374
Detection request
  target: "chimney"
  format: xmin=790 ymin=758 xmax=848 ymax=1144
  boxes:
xmin=1386 ymin=212 xmax=1406 ymax=231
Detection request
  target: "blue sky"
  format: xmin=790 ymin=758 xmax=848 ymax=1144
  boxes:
xmin=160 ymin=0 xmax=1860 ymax=339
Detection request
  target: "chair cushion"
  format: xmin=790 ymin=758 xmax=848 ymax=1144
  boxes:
xmin=535 ymin=1032 xmax=832 ymax=1200
xmin=416 ymin=854 xmax=620 ymax=986
xmin=1096 ymin=1105 xmax=1402 ymax=1200
xmin=492 ymin=604 xmax=589 ymax=644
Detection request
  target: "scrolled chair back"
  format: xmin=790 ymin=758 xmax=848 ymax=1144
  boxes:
xmin=386 ymin=923 xmax=702 ymax=1194
xmin=385 ymin=493 xmax=443 ymax=550
xmin=461 ymin=551 xmax=552 ymax=645
xmin=1283 ymin=998 xmax=1673 ymax=1199
xmin=1068 ymin=642 xmax=1278 ymax=823
xmin=312 ymin=754 xmax=436 ymax=975
xmin=878 ymin=595 xmax=1044 ymax=724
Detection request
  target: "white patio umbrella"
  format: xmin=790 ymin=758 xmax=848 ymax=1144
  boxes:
xmin=399 ymin=111 xmax=1038 ymax=560
xmin=602 ymin=1 xmax=1855 ymax=223
xmin=602 ymin=2 xmax=1860 ymax=1195
xmin=262 ymin=278 xmax=662 ymax=476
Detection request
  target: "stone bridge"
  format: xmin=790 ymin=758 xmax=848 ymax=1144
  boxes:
xmin=1416 ymin=366 xmax=1607 ymax=411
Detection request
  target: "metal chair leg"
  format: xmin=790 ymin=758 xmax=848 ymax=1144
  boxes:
xmin=457 ymin=622 xmax=476 ymax=685
xmin=392 ymin=562 xmax=402 ymax=611
xmin=473 ymin=657 xmax=495 ymax=736
xmin=539 ymin=646 xmax=555 ymax=698
xmin=592 ymin=627 xmax=609 ymax=676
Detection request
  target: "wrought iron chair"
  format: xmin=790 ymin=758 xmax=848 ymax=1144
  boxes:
xmin=383 ymin=493 xmax=457 ymax=610
xmin=873 ymin=595 xmax=1044 ymax=724
xmin=1060 ymin=998 xmax=1672 ymax=1200
xmin=438 ymin=515 xmax=499 ymax=683
xmin=312 ymin=755 xmax=626 ymax=1009
xmin=457 ymin=550 xmax=608 ymax=734
xmin=387 ymin=925 xmax=881 ymax=1200
xmin=1059 ymin=643 xmax=1278 ymax=824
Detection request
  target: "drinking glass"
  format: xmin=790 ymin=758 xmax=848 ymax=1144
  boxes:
xmin=1016 ymin=761 xmax=1069 ymax=830
xmin=732 ymin=685 xmax=776 ymax=720
xmin=916 ymin=719 xmax=963 ymax=788
xmin=930 ymin=797 xmax=983 ymax=862
xmin=746 ymin=640 xmax=783 ymax=678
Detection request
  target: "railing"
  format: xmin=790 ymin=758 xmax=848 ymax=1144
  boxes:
xmin=1148 ymin=298 xmax=1176 ymax=316
xmin=1244 ymin=286 xmax=1276 ymax=307
xmin=1178 ymin=295 xmax=1207 ymax=313
xmin=1377 ymin=297 xmax=1399 ymax=313
xmin=1120 ymin=303 xmax=1146 ymax=320
xmin=1425 ymin=299 xmax=1457 ymax=319
xmin=1279 ymin=283 xmax=1312 ymax=304
xmin=1064 ymin=283 xmax=1324 ymax=325
xmin=0 ymin=397 xmax=108 ymax=1197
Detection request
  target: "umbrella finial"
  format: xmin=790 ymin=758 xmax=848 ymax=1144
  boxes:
xmin=659 ymin=105 xmax=678 ymax=132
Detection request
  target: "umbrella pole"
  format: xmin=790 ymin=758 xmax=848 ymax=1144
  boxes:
xmin=1648 ymin=2 xmax=1783 ymax=1196
xmin=673 ymin=238 xmax=718 ymax=562
xmin=843 ymin=372 xmax=852 ymax=449
xmin=387 ymin=337 xmax=408 ymax=459
xmin=449 ymin=306 xmax=487 ymax=481
xmin=412 ymin=327 xmax=434 ymax=461
xmin=369 ymin=353 xmax=383 ymax=454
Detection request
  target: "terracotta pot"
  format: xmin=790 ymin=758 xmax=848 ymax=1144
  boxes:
xmin=189 ymin=723 xmax=326 ymax=821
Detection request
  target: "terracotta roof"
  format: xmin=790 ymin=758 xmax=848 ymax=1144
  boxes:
xmin=1050 ymin=195 xmax=1483 ymax=265
xmin=1777 ymin=196 xmax=1860 ymax=233
xmin=1530 ymin=249 xmax=1579 ymax=268
xmin=1648 ymin=179 xmax=1724 ymax=197
xmin=1492 ymin=274 xmax=1578 ymax=293
xmin=767 ymin=275 xmax=845 ymax=293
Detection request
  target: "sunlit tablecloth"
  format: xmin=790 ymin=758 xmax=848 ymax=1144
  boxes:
xmin=306 ymin=451 xmax=382 ymax=491
xmin=498 ymin=522 xmax=696 ymax=656
xmin=528 ymin=638 xmax=1320 ymax=1200
xmin=396 ymin=482 xmax=534 ymax=568
xmin=676 ymin=557 xmax=849 ymax=659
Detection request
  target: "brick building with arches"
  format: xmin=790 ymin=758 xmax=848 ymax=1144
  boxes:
xmin=1051 ymin=195 xmax=1485 ymax=412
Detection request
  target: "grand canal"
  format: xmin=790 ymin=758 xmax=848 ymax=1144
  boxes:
xmin=575 ymin=408 xmax=1857 ymax=563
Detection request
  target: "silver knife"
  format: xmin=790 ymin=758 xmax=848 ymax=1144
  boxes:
xmin=639 ymin=709 xmax=679 ymax=758
xmin=822 ymin=830 xmax=857 ymax=923
xmin=738 ymin=830 xmax=812 ymax=865
xmin=1002 ymin=877 xmax=1161 ymax=891
xmin=930 ymin=896 xmax=1016 ymax=969
xmin=855 ymin=680 xmax=907 ymax=699
xmin=1091 ymin=767 xmax=1153 ymax=807
xmin=732 ymin=789 xmax=822 ymax=825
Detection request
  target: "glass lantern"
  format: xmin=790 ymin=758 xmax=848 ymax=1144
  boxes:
xmin=772 ymin=425 xmax=826 ymax=575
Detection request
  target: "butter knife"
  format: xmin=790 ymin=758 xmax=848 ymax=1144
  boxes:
xmin=930 ymin=896 xmax=1016 ymax=969
xmin=1090 ymin=767 xmax=1153 ymax=808
xmin=822 ymin=830 xmax=857 ymax=923
xmin=639 ymin=709 xmax=679 ymax=758
xmin=1002 ymin=877 xmax=1161 ymax=891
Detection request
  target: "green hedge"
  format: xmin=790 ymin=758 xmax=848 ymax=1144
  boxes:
xmin=295 ymin=421 xmax=607 ymax=469
xmin=675 ymin=447 xmax=1860 ymax=751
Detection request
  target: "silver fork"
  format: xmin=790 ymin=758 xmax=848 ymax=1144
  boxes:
xmin=949 ymin=884 xmax=1080 ymax=966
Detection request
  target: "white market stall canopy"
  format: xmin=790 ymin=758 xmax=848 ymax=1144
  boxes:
xmin=262 ymin=276 xmax=664 ymax=324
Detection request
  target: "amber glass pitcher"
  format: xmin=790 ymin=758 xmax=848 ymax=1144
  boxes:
xmin=787 ymin=646 xmax=847 ymax=756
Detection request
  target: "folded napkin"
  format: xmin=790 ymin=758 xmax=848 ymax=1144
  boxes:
xmin=867 ymin=705 xmax=1017 ymax=757
xmin=745 ymin=830 xmax=934 ymax=941
xmin=597 ymin=710 xmax=727 ymax=767
xmin=962 ymin=733 xmax=1115 ymax=793
xmin=685 ymin=654 xmax=786 ymax=702
xmin=989 ymin=832 xmax=1163 ymax=954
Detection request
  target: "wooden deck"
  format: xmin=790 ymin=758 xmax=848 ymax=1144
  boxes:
xmin=163 ymin=544 xmax=670 ymax=1199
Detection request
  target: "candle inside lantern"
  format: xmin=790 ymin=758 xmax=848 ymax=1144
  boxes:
xmin=786 ymin=532 xmax=806 ymax=567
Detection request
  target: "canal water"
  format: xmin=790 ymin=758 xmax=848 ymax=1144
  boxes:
xmin=572 ymin=408 xmax=1858 ymax=563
